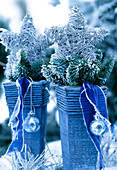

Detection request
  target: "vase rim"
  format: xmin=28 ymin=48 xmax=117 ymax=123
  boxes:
xmin=3 ymin=80 xmax=49 ymax=86
xmin=55 ymin=84 xmax=107 ymax=90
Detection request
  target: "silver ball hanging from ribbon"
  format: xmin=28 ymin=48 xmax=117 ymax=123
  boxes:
xmin=23 ymin=82 xmax=40 ymax=133
xmin=23 ymin=111 xmax=40 ymax=133
xmin=90 ymin=119 xmax=106 ymax=136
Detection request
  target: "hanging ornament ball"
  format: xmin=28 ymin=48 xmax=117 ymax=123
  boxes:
xmin=23 ymin=114 xmax=40 ymax=133
xmin=90 ymin=119 xmax=106 ymax=136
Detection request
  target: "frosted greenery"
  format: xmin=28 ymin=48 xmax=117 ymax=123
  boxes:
xmin=94 ymin=0 xmax=117 ymax=124
xmin=95 ymin=0 xmax=113 ymax=8
xmin=0 ymin=14 xmax=52 ymax=81
xmin=42 ymin=6 xmax=115 ymax=86
xmin=96 ymin=0 xmax=117 ymax=59
xmin=66 ymin=55 xmax=100 ymax=86
xmin=6 ymin=50 xmax=44 ymax=81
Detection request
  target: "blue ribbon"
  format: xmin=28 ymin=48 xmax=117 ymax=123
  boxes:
xmin=6 ymin=78 xmax=31 ymax=154
xmin=80 ymin=82 xmax=111 ymax=170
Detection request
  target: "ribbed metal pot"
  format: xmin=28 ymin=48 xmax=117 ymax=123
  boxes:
xmin=3 ymin=80 xmax=49 ymax=157
xmin=56 ymin=85 xmax=107 ymax=170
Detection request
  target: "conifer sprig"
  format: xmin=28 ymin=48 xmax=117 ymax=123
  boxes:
xmin=42 ymin=6 xmax=114 ymax=86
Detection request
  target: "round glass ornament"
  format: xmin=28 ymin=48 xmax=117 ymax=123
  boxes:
xmin=90 ymin=119 xmax=106 ymax=136
xmin=23 ymin=111 xmax=40 ymax=133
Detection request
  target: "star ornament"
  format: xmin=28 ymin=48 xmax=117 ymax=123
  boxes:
xmin=0 ymin=14 xmax=50 ymax=64
xmin=45 ymin=6 xmax=109 ymax=60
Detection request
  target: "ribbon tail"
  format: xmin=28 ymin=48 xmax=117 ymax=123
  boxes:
xmin=8 ymin=97 xmax=21 ymax=127
xmin=6 ymin=78 xmax=31 ymax=155
xmin=80 ymin=82 xmax=110 ymax=170
xmin=6 ymin=101 xmax=23 ymax=154
xmin=95 ymin=86 xmax=111 ymax=133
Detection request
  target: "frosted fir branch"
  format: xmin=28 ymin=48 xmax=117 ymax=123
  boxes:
xmin=0 ymin=14 xmax=52 ymax=65
xmin=96 ymin=55 xmax=115 ymax=84
xmin=95 ymin=0 xmax=113 ymax=8
xmin=66 ymin=57 xmax=101 ymax=86
xmin=96 ymin=0 xmax=117 ymax=25
xmin=95 ymin=0 xmax=117 ymax=60
xmin=42 ymin=64 xmax=68 ymax=86
xmin=98 ymin=0 xmax=117 ymax=19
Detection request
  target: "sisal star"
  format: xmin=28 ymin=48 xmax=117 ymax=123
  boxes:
xmin=0 ymin=14 xmax=51 ymax=64
xmin=45 ymin=6 xmax=109 ymax=60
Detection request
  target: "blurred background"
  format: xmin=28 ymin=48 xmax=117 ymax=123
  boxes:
xmin=0 ymin=0 xmax=117 ymax=156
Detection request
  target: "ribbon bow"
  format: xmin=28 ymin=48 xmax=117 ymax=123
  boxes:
xmin=80 ymin=82 xmax=111 ymax=170
xmin=7 ymin=78 xmax=31 ymax=154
